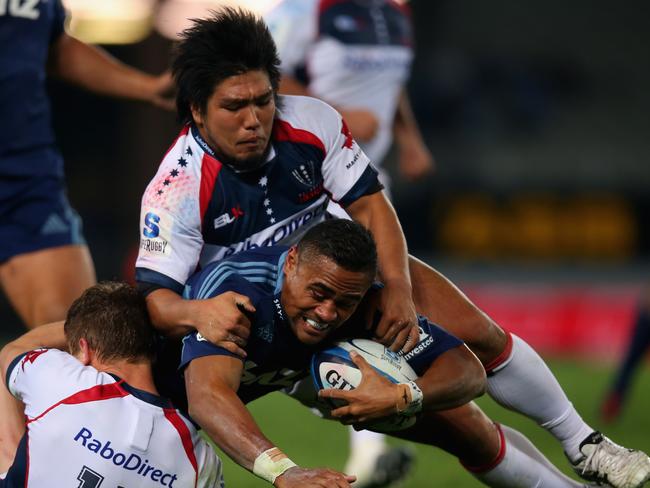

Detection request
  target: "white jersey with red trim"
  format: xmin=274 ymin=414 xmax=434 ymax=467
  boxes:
xmin=265 ymin=0 xmax=414 ymax=167
xmin=4 ymin=348 xmax=222 ymax=488
xmin=136 ymin=95 xmax=381 ymax=293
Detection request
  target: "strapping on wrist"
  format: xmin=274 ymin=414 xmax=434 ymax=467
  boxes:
xmin=395 ymin=381 xmax=423 ymax=416
xmin=252 ymin=447 xmax=297 ymax=484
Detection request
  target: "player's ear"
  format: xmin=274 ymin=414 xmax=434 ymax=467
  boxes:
xmin=284 ymin=246 xmax=298 ymax=275
xmin=77 ymin=338 xmax=92 ymax=366
xmin=190 ymin=103 xmax=204 ymax=126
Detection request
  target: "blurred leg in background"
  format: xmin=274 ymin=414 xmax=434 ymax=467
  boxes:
xmin=601 ymin=291 xmax=650 ymax=423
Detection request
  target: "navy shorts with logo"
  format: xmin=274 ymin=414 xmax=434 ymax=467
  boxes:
xmin=0 ymin=148 xmax=86 ymax=263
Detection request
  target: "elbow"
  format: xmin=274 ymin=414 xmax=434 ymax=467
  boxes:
xmin=187 ymin=396 xmax=211 ymax=428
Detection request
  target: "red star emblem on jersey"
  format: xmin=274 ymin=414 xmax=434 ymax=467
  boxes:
xmin=231 ymin=205 xmax=244 ymax=218
xmin=340 ymin=119 xmax=354 ymax=150
xmin=21 ymin=349 xmax=48 ymax=371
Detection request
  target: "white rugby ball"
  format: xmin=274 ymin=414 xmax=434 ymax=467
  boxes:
xmin=311 ymin=338 xmax=418 ymax=432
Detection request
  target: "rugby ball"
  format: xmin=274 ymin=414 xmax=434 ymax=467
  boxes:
xmin=311 ymin=338 xmax=418 ymax=432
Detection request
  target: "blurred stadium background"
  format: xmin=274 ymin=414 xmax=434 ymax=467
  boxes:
xmin=2 ymin=0 xmax=649 ymax=485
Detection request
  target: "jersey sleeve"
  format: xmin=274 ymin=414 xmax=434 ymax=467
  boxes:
xmin=6 ymin=349 xmax=107 ymax=418
xmin=135 ymin=132 xmax=205 ymax=293
xmin=281 ymin=96 xmax=383 ymax=207
xmin=195 ymin=436 xmax=225 ymax=488
xmin=180 ymin=332 xmax=239 ymax=370
xmin=180 ymin=273 xmax=260 ymax=367
xmin=264 ymin=0 xmax=318 ymax=76
xmin=401 ymin=317 xmax=464 ymax=377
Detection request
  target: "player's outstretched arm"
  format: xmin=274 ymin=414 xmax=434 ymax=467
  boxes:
xmin=322 ymin=346 xmax=486 ymax=425
xmin=146 ymin=289 xmax=253 ymax=357
xmin=346 ymin=192 xmax=418 ymax=353
xmin=185 ymin=355 xmax=353 ymax=487
xmin=47 ymin=33 xmax=174 ymax=110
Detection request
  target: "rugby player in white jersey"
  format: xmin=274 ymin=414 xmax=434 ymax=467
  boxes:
xmin=136 ymin=8 xmax=650 ymax=488
xmin=264 ymin=1 xmax=433 ymax=482
xmin=0 ymin=282 xmax=222 ymax=487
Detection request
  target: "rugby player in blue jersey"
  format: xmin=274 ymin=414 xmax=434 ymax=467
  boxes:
xmin=136 ymin=9 xmax=650 ymax=487
xmin=174 ymin=219 xmax=590 ymax=487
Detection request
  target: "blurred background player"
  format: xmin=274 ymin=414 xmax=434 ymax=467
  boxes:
xmin=264 ymin=0 xmax=433 ymax=484
xmin=601 ymin=290 xmax=650 ymax=423
xmin=0 ymin=281 xmax=223 ymax=486
xmin=0 ymin=0 xmax=172 ymax=330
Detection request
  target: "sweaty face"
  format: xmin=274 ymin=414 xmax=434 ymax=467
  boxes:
xmin=191 ymin=70 xmax=276 ymax=171
xmin=281 ymin=248 xmax=372 ymax=345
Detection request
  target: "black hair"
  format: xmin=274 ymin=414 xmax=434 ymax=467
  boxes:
xmin=65 ymin=281 xmax=156 ymax=363
xmin=172 ymin=7 xmax=281 ymax=123
xmin=297 ymin=219 xmax=378 ymax=278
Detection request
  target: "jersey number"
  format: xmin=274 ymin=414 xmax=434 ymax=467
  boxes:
xmin=77 ymin=465 xmax=105 ymax=488
xmin=0 ymin=0 xmax=40 ymax=19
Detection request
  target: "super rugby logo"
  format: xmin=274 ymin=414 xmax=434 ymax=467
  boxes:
xmin=141 ymin=211 xmax=171 ymax=255
xmin=291 ymin=161 xmax=317 ymax=187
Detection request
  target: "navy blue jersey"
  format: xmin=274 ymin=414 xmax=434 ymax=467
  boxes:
xmin=179 ymin=246 xmax=463 ymax=404
xmin=0 ymin=0 xmax=66 ymax=171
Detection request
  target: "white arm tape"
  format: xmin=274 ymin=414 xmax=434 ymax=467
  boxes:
xmin=253 ymin=447 xmax=297 ymax=484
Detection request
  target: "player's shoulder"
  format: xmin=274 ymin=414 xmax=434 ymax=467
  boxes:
xmin=276 ymin=95 xmax=342 ymax=137
xmin=224 ymin=246 xmax=289 ymax=265
xmin=155 ymin=124 xmax=204 ymax=174
xmin=187 ymin=249 xmax=287 ymax=301
xmin=9 ymin=348 xmax=68 ymax=377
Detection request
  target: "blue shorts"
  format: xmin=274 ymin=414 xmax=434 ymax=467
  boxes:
xmin=0 ymin=148 xmax=86 ymax=263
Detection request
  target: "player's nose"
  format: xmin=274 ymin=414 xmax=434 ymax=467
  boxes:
xmin=315 ymin=300 xmax=337 ymax=323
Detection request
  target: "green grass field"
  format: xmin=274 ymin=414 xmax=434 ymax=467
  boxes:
xmin=212 ymin=359 xmax=650 ymax=487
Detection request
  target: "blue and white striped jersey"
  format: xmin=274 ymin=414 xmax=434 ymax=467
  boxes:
xmin=177 ymin=246 xmax=463 ymax=404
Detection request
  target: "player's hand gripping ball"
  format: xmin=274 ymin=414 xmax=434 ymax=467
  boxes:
xmin=311 ymin=338 xmax=418 ymax=432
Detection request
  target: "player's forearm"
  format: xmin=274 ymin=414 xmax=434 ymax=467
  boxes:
xmin=145 ymin=288 xmax=198 ymax=338
xmin=186 ymin=358 xmax=281 ymax=476
xmin=418 ymin=345 xmax=486 ymax=411
xmin=190 ymin=391 xmax=275 ymax=471
xmin=347 ymin=192 xmax=412 ymax=291
xmin=48 ymin=34 xmax=161 ymax=103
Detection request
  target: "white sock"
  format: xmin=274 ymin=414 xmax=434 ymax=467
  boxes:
xmin=0 ymin=471 xmax=6 ymax=480
xmin=344 ymin=428 xmax=386 ymax=479
xmin=469 ymin=424 xmax=586 ymax=487
xmin=486 ymin=334 xmax=593 ymax=461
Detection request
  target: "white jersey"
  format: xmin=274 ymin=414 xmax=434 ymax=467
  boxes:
xmin=5 ymin=349 xmax=223 ymax=488
xmin=136 ymin=95 xmax=381 ymax=292
xmin=265 ymin=0 xmax=414 ymax=166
